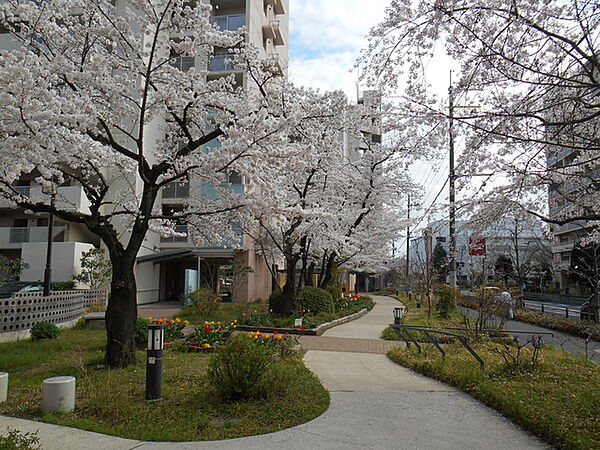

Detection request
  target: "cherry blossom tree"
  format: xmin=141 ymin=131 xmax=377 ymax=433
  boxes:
xmin=0 ymin=0 xmax=291 ymax=367
xmin=361 ymin=0 xmax=600 ymax=232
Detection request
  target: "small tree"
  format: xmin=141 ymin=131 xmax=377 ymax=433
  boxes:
xmin=74 ymin=248 xmax=112 ymax=290
xmin=0 ymin=255 xmax=29 ymax=282
xmin=432 ymin=243 xmax=448 ymax=283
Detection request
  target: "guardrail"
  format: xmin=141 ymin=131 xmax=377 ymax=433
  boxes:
xmin=521 ymin=299 xmax=581 ymax=319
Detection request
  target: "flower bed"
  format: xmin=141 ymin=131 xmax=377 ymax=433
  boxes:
xmin=175 ymin=320 xmax=238 ymax=352
xmin=236 ymin=295 xmax=374 ymax=332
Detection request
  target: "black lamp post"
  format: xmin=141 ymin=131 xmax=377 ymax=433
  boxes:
xmin=42 ymin=183 xmax=57 ymax=297
xmin=393 ymin=306 xmax=406 ymax=324
xmin=146 ymin=323 xmax=165 ymax=400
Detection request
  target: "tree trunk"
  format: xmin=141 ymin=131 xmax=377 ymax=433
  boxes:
xmin=305 ymin=261 xmax=315 ymax=286
xmin=281 ymin=254 xmax=299 ymax=316
xmin=104 ymin=257 xmax=138 ymax=368
xmin=318 ymin=252 xmax=337 ymax=288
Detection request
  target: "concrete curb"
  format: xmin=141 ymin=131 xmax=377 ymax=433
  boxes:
xmin=235 ymin=308 xmax=369 ymax=336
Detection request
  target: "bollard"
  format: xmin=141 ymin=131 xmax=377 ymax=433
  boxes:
xmin=0 ymin=372 xmax=7 ymax=403
xmin=393 ymin=306 xmax=406 ymax=324
xmin=541 ymin=304 xmax=545 ymax=313
xmin=146 ymin=323 xmax=164 ymax=401
xmin=566 ymin=307 xmax=569 ymax=319
xmin=42 ymin=376 xmax=75 ymax=412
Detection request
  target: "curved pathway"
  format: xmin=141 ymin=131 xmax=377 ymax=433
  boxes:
xmin=0 ymin=295 xmax=546 ymax=449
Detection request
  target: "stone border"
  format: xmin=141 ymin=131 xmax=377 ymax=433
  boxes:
xmin=235 ymin=308 xmax=369 ymax=336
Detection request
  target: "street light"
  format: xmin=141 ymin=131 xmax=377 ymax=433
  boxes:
xmin=42 ymin=182 xmax=57 ymax=297
xmin=393 ymin=306 xmax=406 ymax=324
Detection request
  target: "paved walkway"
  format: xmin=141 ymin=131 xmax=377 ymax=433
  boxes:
xmin=0 ymin=295 xmax=547 ymax=449
xmin=138 ymin=302 xmax=183 ymax=320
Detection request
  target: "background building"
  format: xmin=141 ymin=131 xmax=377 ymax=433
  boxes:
xmin=0 ymin=0 xmax=289 ymax=304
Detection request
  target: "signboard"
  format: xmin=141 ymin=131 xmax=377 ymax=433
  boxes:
xmin=468 ymin=237 xmax=486 ymax=256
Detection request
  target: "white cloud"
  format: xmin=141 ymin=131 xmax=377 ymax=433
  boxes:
xmin=288 ymin=0 xmax=389 ymax=97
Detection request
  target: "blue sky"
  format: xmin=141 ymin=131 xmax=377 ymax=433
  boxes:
xmin=287 ymin=0 xmax=389 ymax=99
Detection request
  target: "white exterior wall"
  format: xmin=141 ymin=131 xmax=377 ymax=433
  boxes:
xmin=20 ymin=242 xmax=95 ymax=283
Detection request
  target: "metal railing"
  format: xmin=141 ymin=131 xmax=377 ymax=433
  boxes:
xmin=211 ymin=14 xmax=245 ymax=31
xmin=390 ymin=323 xmax=555 ymax=371
xmin=520 ymin=299 xmax=582 ymax=319
xmin=391 ymin=323 xmax=485 ymax=370
xmin=160 ymin=225 xmax=188 ymax=243
xmin=9 ymin=227 xmax=30 ymax=243
xmin=208 ymin=54 xmax=235 ymax=72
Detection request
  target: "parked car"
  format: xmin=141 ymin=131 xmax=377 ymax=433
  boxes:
xmin=0 ymin=281 xmax=43 ymax=298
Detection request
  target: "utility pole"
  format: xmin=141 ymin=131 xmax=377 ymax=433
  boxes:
xmin=406 ymin=194 xmax=410 ymax=279
xmin=448 ymin=71 xmax=457 ymax=289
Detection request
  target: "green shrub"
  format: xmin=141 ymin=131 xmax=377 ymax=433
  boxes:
xmin=207 ymin=334 xmax=276 ymax=401
xmin=183 ymin=288 xmax=221 ymax=317
xmin=30 ymin=322 xmax=60 ymax=341
xmin=0 ymin=428 xmax=41 ymax=450
xmin=435 ymin=285 xmax=461 ymax=318
xmin=50 ymin=280 xmax=76 ymax=290
xmin=299 ymin=286 xmax=334 ymax=314
xmin=325 ymin=285 xmax=341 ymax=301
xmin=134 ymin=317 xmax=148 ymax=349
xmin=268 ymin=289 xmax=284 ymax=314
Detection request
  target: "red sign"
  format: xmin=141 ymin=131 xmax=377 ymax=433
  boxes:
xmin=468 ymin=237 xmax=486 ymax=256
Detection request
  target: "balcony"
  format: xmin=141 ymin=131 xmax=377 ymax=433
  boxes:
xmin=160 ymin=225 xmax=189 ymax=244
xmin=211 ymin=14 xmax=245 ymax=31
xmin=208 ymin=54 xmax=236 ymax=72
xmin=1 ymin=184 xmax=90 ymax=215
xmin=170 ymin=56 xmax=195 ymax=72
xmin=262 ymin=20 xmax=284 ymax=46
xmin=162 ymin=180 xmax=190 ymax=200
xmin=552 ymin=240 xmax=577 ymax=253
xmin=264 ymin=0 xmax=285 ymax=15
xmin=0 ymin=225 xmax=66 ymax=248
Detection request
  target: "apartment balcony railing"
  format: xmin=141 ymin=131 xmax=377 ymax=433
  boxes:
xmin=162 ymin=181 xmax=190 ymax=199
xmin=170 ymin=56 xmax=195 ymax=72
xmin=264 ymin=0 xmax=285 ymax=15
xmin=9 ymin=227 xmax=29 ymax=243
xmin=1 ymin=185 xmax=90 ymax=214
xmin=160 ymin=225 xmax=189 ymax=243
xmin=262 ymin=20 xmax=284 ymax=45
xmin=211 ymin=14 xmax=245 ymax=31
xmin=0 ymin=225 xmax=66 ymax=247
xmin=208 ymin=54 xmax=236 ymax=72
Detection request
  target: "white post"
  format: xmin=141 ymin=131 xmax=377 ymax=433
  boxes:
xmin=42 ymin=376 xmax=76 ymax=412
xmin=0 ymin=372 xmax=8 ymax=403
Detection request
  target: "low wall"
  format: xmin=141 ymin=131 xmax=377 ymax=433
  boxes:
xmin=0 ymin=289 xmax=107 ymax=343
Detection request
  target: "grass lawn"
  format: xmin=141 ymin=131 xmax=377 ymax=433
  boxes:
xmin=381 ymin=294 xmax=464 ymax=341
xmin=0 ymin=328 xmax=329 ymax=442
xmin=388 ymin=344 xmax=600 ymax=450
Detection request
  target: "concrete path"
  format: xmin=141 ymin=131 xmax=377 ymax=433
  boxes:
xmin=138 ymin=302 xmax=183 ymax=320
xmin=0 ymin=295 xmax=547 ymax=449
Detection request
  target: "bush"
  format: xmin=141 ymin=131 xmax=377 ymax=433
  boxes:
xmin=299 ymin=286 xmax=334 ymax=314
xmin=0 ymin=428 xmax=41 ymax=450
xmin=134 ymin=317 xmax=148 ymax=348
xmin=435 ymin=285 xmax=461 ymax=318
xmin=50 ymin=280 xmax=76 ymax=290
xmin=514 ymin=308 xmax=600 ymax=341
xmin=183 ymin=288 xmax=221 ymax=317
xmin=268 ymin=289 xmax=284 ymax=314
xmin=325 ymin=285 xmax=341 ymax=301
xmin=207 ymin=334 xmax=276 ymax=401
xmin=30 ymin=322 xmax=60 ymax=341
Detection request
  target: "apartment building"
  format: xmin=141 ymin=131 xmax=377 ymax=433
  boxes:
xmin=547 ymin=146 xmax=593 ymax=293
xmin=0 ymin=0 xmax=289 ymax=304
